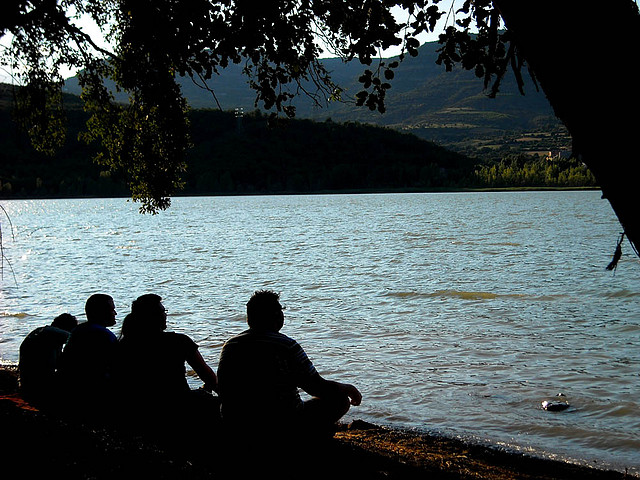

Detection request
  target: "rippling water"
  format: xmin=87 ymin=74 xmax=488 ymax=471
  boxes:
xmin=1 ymin=191 xmax=638 ymax=474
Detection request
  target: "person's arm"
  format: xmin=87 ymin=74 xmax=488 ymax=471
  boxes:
xmin=186 ymin=349 xmax=219 ymax=393
xmin=302 ymin=373 xmax=362 ymax=406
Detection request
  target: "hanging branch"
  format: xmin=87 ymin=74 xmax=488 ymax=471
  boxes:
xmin=606 ymin=232 xmax=625 ymax=272
xmin=188 ymin=71 xmax=223 ymax=111
xmin=0 ymin=204 xmax=18 ymax=286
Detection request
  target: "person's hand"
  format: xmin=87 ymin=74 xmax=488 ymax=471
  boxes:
xmin=341 ymin=383 xmax=362 ymax=406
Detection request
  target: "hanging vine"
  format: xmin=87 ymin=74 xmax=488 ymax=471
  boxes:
xmin=0 ymin=204 xmax=17 ymax=286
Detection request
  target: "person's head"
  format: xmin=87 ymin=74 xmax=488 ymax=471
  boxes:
xmin=51 ymin=313 xmax=78 ymax=332
xmin=129 ymin=294 xmax=167 ymax=334
xmin=246 ymin=290 xmax=284 ymax=332
xmin=119 ymin=313 xmax=140 ymax=340
xmin=85 ymin=294 xmax=117 ymax=327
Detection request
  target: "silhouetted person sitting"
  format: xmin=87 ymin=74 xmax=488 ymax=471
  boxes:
xmin=217 ymin=290 xmax=362 ymax=444
xmin=115 ymin=294 xmax=220 ymax=441
xmin=18 ymin=313 xmax=78 ymax=408
xmin=57 ymin=293 xmax=118 ymax=420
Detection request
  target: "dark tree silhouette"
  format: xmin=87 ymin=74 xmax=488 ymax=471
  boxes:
xmin=439 ymin=0 xmax=640 ymax=260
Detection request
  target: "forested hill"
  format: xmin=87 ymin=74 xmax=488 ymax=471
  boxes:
xmin=0 ymin=86 xmax=596 ymax=202
xmin=63 ymin=40 xmax=568 ymax=158
xmin=0 ymin=85 xmax=479 ymax=199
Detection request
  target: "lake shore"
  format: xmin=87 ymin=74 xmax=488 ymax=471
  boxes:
xmin=0 ymin=365 xmax=633 ymax=479
xmin=0 ymin=185 xmax=600 ymax=202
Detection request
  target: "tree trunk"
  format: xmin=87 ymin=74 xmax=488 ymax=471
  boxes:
xmin=493 ymin=0 xmax=640 ymax=260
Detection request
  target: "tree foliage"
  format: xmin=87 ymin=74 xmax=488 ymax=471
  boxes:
xmin=473 ymin=155 xmax=597 ymax=189
xmin=435 ymin=0 xmax=528 ymax=98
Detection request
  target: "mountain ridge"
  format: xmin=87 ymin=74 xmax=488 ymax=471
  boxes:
xmin=62 ymin=41 xmax=568 ymax=157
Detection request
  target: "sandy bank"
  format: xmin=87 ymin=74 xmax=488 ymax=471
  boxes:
xmin=0 ymin=366 xmax=633 ymax=479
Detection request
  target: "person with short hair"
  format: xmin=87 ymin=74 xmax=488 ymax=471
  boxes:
xmin=116 ymin=294 xmax=220 ymax=438
xmin=217 ymin=290 xmax=362 ymax=440
xmin=57 ymin=294 xmax=118 ymax=418
xmin=18 ymin=313 xmax=78 ymax=407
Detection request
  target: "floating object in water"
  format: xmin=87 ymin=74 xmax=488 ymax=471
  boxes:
xmin=542 ymin=400 xmax=570 ymax=411
xmin=542 ymin=393 xmax=570 ymax=411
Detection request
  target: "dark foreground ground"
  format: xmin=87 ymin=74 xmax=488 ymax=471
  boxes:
xmin=0 ymin=366 xmax=634 ymax=479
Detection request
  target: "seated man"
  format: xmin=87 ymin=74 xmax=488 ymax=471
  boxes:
xmin=57 ymin=293 xmax=118 ymax=418
xmin=217 ymin=290 xmax=362 ymax=440
xmin=116 ymin=293 xmax=220 ymax=435
xmin=18 ymin=313 xmax=78 ymax=407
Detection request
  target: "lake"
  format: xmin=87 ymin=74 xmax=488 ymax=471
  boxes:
xmin=0 ymin=191 xmax=638 ymax=474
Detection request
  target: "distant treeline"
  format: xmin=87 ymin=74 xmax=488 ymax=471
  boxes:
xmin=0 ymin=103 xmax=596 ymax=201
xmin=473 ymin=154 xmax=597 ymax=189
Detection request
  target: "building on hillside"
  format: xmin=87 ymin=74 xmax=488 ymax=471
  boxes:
xmin=546 ymin=149 xmax=572 ymax=161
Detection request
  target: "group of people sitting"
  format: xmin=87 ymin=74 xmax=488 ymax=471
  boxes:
xmin=17 ymin=290 xmax=362 ymax=447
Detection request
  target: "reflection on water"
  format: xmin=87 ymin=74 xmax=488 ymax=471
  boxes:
xmin=0 ymin=191 xmax=639 ymax=474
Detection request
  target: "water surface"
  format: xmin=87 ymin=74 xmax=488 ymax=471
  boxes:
xmin=0 ymin=191 xmax=638 ymax=474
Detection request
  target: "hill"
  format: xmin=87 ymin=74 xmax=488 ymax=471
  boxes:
xmin=62 ymin=40 xmax=570 ymax=159
xmin=0 ymin=82 xmax=480 ymax=199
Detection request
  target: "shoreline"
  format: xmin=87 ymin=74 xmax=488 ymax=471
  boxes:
xmin=0 ymin=186 xmax=601 ymax=203
xmin=0 ymin=365 xmax=633 ymax=479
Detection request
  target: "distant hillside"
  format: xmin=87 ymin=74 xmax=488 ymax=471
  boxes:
xmin=0 ymin=83 xmax=480 ymax=200
xmin=1 ymin=40 xmax=587 ymax=202
xmin=63 ymin=40 xmax=570 ymax=159
xmin=183 ymin=110 xmax=479 ymax=196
